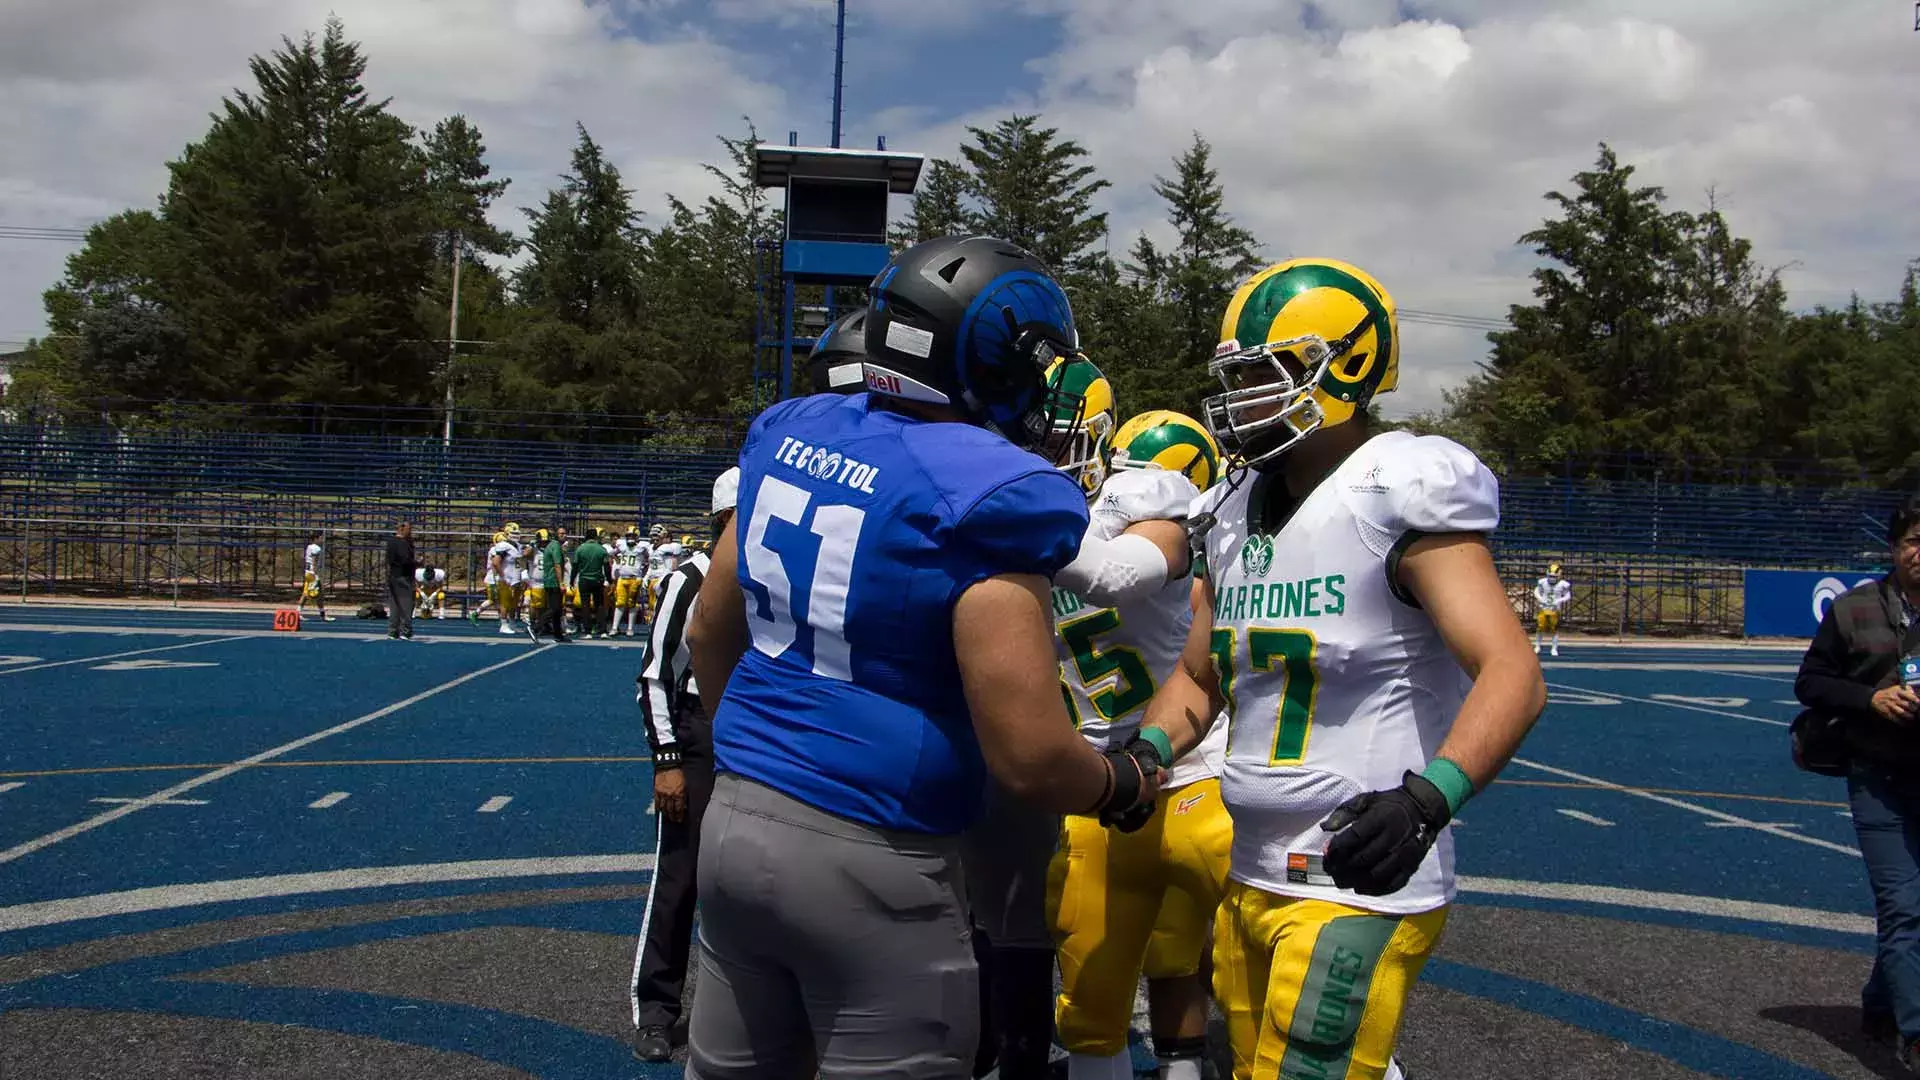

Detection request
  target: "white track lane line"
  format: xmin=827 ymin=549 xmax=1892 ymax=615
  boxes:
xmin=1556 ymin=808 xmax=1615 ymax=827
xmin=0 ymin=635 xmax=248 ymax=676
xmin=308 ymin=792 xmax=350 ymax=809
xmin=1511 ymin=757 xmax=1859 ymax=857
xmin=0 ymin=782 xmax=24 ymax=794
xmin=1545 ymin=681 xmax=1790 ymax=726
xmin=476 ymin=795 xmax=513 ymax=813
xmin=0 ymin=645 xmax=553 ymax=866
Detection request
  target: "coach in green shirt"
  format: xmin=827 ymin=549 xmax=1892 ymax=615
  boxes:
xmin=538 ymin=528 xmax=570 ymax=643
xmin=573 ymin=530 xmax=611 ymax=638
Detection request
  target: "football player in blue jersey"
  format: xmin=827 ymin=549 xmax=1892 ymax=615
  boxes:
xmin=684 ymin=235 xmax=1169 ymax=1080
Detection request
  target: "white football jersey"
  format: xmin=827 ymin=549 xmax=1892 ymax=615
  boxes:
xmin=651 ymin=542 xmax=686 ymax=579
xmin=415 ymin=567 xmax=447 ymax=586
xmin=1193 ymin=430 xmax=1499 ymax=915
xmin=1534 ymin=576 xmax=1571 ymax=611
xmin=488 ymin=540 xmax=519 ymax=585
xmin=1053 ymin=468 xmax=1222 ymax=788
xmin=304 ymin=543 xmax=322 ymax=576
xmin=617 ymin=539 xmax=652 ymax=580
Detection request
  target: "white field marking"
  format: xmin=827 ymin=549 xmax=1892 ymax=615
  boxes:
xmin=0 ymin=655 xmax=43 ymax=665
xmin=308 ymin=791 xmax=351 ymax=809
xmin=0 ymin=782 xmax=24 ymax=794
xmin=1455 ymin=877 xmax=1873 ymax=935
xmin=1837 ymin=810 xmax=1856 ymax=817
xmin=1510 ymin=757 xmax=1860 ymax=858
xmin=645 ymin=801 xmax=656 ymax=815
xmin=1778 ymin=699 xmax=1806 ymax=706
xmin=477 ymin=795 xmax=513 ymax=813
xmin=1556 ymin=808 xmax=1615 ymax=827
xmin=1547 ymin=690 xmax=1620 ymax=706
xmin=1650 ymin=693 xmax=1750 ymax=709
xmin=90 ymin=658 xmax=220 ymax=672
xmin=1545 ymin=682 xmax=1789 ymax=727
xmin=0 ymin=645 xmax=553 ymax=867
xmin=88 ymin=796 xmax=208 ymax=806
xmin=0 ymin=636 xmax=247 ymax=676
xmin=1704 ymin=821 xmax=1803 ymax=830
xmin=0 ymin=853 xmax=657 ymax=933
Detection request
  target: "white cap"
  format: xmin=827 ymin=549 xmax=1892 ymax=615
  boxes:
xmin=711 ymin=466 xmax=741 ymax=516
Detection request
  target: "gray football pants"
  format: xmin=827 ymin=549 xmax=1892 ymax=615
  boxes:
xmin=686 ymin=774 xmax=979 ymax=1080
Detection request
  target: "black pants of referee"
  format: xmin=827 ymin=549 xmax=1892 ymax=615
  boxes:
xmin=386 ymin=578 xmax=414 ymax=638
xmin=632 ymin=700 xmax=714 ymax=1035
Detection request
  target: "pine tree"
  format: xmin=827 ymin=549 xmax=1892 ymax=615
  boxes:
xmin=957 ymin=115 xmax=1110 ymax=271
xmin=515 ymin=125 xmax=644 ymax=332
xmin=160 ymin=16 xmax=438 ymax=406
xmin=892 ymin=159 xmax=969 ymax=247
xmin=423 ymin=115 xmax=515 ymax=262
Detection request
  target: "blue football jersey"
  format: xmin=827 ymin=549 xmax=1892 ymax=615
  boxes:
xmin=712 ymin=392 xmax=1089 ymax=834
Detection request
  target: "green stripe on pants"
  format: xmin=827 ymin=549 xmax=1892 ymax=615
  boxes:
xmin=1278 ymin=913 xmax=1401 ymax=1079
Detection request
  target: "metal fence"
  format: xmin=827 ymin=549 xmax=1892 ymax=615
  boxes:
xmin=1 ymin=421 xmax=1910 ymax=634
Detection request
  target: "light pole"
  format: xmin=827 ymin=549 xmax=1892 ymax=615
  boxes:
xmin=443 ymin=231 xmax=462 ymax=449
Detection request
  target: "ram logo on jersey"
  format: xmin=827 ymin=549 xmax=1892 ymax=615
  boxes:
xmin=1239 ymin=533 xmax=1275 ymax=577
xmin=772 ymin=436 xmax=881 ymax=494
xmin=1214 ymin=575 xmax=1347 ymax=622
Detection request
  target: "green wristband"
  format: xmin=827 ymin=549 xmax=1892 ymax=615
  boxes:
xmin=1138 ymin=727 xmax=1174 ymax=767
xmin=1420 ymin=758 xmax=1475 ymax=816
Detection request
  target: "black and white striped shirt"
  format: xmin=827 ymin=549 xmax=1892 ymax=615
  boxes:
xmin=637 ymin=552 xmax=710 ymax=767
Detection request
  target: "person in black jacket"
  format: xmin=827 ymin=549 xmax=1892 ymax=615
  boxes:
xmin=629 ymin=466 xmax=738 ymax=1063
xmin=385 ymin=522 xmax=418 ymax=641
xmin=1796 ymin=494 xmax=1920 ymax=1067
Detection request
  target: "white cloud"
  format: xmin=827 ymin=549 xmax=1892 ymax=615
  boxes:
xmin=931 ymin=0 xmax=1920 ymax=416
xmin=0 ymin=0 xmax=787 ymax=348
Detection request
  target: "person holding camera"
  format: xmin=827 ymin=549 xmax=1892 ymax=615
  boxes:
xmin=1795 ymin=495 xmax=1920 ymax=1068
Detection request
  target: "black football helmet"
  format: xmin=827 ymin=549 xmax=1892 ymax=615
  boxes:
xmin=808 ymin=308 xmax=869 ymax=395
xmin=861 ymin=235 xmax=1082 ymax=451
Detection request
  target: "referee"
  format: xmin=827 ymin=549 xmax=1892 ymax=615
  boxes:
xmin=629 ymin=466 xmax=738 ymax=1063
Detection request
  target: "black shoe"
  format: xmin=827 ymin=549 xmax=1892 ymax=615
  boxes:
xmin=1866 ymin=1007 xmax=1899 ymax=1042
xmin=633 ymin=1026 xmax=672 ymax=1063
xmin=1900 ymin=1036 xmax=1920 ymax=1074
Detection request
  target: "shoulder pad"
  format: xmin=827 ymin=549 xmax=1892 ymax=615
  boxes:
xmin=1342 ymin=433 xmax=1499 ymax=555
xmin=1089 ymin=469 xmax=1201 ymax=539
xmin=952 ymin=468 xmax=1089 ymax=580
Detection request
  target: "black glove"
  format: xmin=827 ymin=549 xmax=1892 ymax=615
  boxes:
xmin=1320 ymin=771 xmax=1451 ymax=896
xmin=1097 ymin=733 xmax=1165 ymax=831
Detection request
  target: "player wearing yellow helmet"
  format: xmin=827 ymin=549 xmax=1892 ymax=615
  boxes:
xmin=1533 ymin=562 xmax=1572 ymax=657
xmin=1141 ymin=258 xmax=1545 ymax=1080
xmin=1039 ymin=374 xmax=1235 ymax=1080
xmin=612 ymin=525 xmax=653 ymax=637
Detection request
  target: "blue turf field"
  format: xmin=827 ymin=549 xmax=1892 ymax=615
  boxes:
xmin=0 ymin=602 xmax=1877 ymax=1078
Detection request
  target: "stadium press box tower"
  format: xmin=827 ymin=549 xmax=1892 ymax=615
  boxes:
xmin=751 ymin=142 xmax=923 ymax=402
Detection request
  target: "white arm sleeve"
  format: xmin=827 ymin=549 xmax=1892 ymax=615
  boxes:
xmin=1054 ymin=529 xmax=1172 ymax=608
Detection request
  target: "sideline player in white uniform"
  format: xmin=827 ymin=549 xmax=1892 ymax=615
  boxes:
xmin=613 ymin=526 xmax=653 ymax=637
xmin=1042 ymin=368 xmax=1234 ymax=1080
xmin=1533 ymin=563 xmax=1572 ymax=657
xmin=414 ymin=564 xmax=449 ymax=619
xmin=1139 ymin=258 xmax=1545 ymax=1080
xmin=297 ymin=531 xmax=334 ymax=621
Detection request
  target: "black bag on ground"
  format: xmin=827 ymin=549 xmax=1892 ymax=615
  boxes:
xmin=357 ymin=603 xmax=387 ymax=620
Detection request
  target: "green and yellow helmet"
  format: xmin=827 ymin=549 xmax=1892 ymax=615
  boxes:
xmin=1041 ymin=354 xmax=1117 ymax=496
xmin=1206 ymin=257 xmax=1399 ymax=467
xmin=1110 ymin=410 xmax=1222 ymax=492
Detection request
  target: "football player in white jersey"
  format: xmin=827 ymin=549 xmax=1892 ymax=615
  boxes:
xmin=414 ymin=564 xmax=449 ymax=619
xmin=612 ymin=526 xmax=652 ymax=637
xmin=1136 ymin=258 xmax=1545 ymax=1080
xmin=649 ymin=531 xmax=687 ymax=609
xmin=1533 ymin=562 xmax=1572 ymax=657
xmin=297 ymin=531 xmax=334 ymax=621
xmin=492 ymin=524 xmax=529 ymax=634
xmin=1041 ymin=361 xmax=1235 ymax=1080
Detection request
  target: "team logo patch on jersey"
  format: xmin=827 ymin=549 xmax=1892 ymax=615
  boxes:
xmin=1349 ymin=462 xmax=1387 ymax=494
xmin=1239 ymin=533 xmax=1274 ymax=578
xmin=1175 ymin=790 xmax=1207 ymax=815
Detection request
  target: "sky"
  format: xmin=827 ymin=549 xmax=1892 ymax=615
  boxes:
xmin=2 ymin=0 xmax=1916 ymax=416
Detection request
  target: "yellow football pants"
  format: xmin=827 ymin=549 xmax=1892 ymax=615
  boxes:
xmin=614 ymin=577 xmax=641 ymax=609
xmin=1214 ymin=883 xmax=1446 ymax=1080
xmin=1048 ymin=778 xmax=1233 ymax=1056
xmin=1536 ymin=610 xmax=1559 ymax=633
xmin=300 ymin=572 xmax=320 ymax=600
